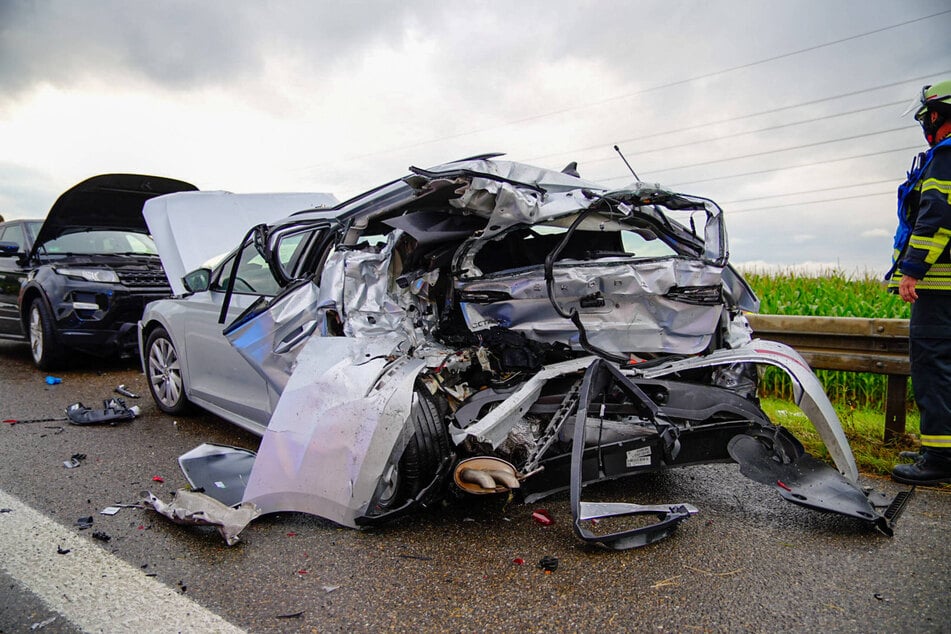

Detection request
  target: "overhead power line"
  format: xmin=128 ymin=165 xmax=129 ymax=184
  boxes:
xmin=718 ymin=179 xmax=897 ymax=206
xmin=629 ymin=126 xmax=912 ymax=177
xmin=294 ymin=11 xmax=950 ymax=174
xmin=572 ymin=99 xmax=908 ymax=169
xmin=725 ymin=191 xmax=893 ymax=215
xmin=652 ymin=145 xmax=921 ymax=188
xmin=525 ymin=72 xmax=948 ymax=164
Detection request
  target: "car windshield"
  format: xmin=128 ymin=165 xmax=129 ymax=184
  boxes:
xmin=39 ymin=229 xmax=158 ymax=256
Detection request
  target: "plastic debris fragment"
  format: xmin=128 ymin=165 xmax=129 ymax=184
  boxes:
xmin=66 ymin=399 xmax=139 ymax=426
xmin=532 ymin=509 xmax=553 ymax=526
xmin=44 ymin=376 xmax=62 ymax=385
xmin=63 ymin=453 xmax=87 ymax=469
xmin=115 ymin=384 xmax=140 ymax=399
xmin=29 ymin=616 xmax=57 ymax=630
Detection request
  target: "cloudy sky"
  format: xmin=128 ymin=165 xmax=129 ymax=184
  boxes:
xmin=2 ymin=1 xmax=950 ymax=275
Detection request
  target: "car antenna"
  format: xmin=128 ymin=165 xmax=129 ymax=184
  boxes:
xmin=613 ymin=145 xmax=640 ymax=181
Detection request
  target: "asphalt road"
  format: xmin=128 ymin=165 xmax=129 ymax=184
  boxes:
xmin=0 ymin=340 xmax=948 ymax=633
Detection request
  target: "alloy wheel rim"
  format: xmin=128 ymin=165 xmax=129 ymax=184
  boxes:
xmin=148 ymin=338 xmax=182 ymax=408
xmin=29 ymin=306 xmax=43 ymax=363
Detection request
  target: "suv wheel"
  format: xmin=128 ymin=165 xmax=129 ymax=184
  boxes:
xmin=28 ymin=299 xmax=64 ymax=370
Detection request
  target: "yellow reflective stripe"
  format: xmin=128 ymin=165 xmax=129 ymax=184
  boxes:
xmin=920 ymin=177 xmax=951 ymax=200
xmin=921 ymin=435 xmax=951 ymax=448
xmin=908 ymin=227 xmax=951 ymax=264
xmin=915 ymin=279 xmax=951 ymax=291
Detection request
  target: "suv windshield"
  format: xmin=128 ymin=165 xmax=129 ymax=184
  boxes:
xmin=39 ymin=230 xmax=158 ymax=256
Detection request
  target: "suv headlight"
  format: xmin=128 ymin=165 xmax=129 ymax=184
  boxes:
xmin=56 ymin=267 xmax=120 ymax=283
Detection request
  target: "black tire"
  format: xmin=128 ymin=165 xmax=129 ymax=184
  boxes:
xmin=374 ymin=387 xmax=452 ymax=512
xmin=145 ymin=326 xmax=191 ymax=415
xmin=27 ymin=298 xmax=65 ymax=371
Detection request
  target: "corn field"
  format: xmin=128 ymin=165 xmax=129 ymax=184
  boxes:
xmin=743 ymin=268 xmax=911 ymax=410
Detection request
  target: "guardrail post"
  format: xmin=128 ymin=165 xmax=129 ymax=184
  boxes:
xmin=884 ymin=374 xmax=907 ymax=442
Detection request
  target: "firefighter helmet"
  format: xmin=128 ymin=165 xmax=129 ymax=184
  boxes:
xmin=908 ymin=80 xmax=951 ymax=145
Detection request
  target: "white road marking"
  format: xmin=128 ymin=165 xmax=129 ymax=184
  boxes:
xmin=0 ymin=488 xmax=245 ymax=633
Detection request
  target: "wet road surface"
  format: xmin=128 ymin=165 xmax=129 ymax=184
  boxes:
xmin=0 ymin=340 xmax=948 ymax=633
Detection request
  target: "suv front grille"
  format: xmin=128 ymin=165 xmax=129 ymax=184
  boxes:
xmin=116 ymin=269 xmax=170 ymax=288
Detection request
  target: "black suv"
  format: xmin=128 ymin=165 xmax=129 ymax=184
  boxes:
xmin=0 ymin=174 xmax=197 ymax=369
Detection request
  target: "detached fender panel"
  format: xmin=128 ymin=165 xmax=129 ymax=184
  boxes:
xmin=241 ymin=335 xmax=424 ymax=528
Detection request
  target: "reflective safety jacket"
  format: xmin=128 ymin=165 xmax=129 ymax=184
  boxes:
xmin=887 ymin=137 xmax=951 ymax=293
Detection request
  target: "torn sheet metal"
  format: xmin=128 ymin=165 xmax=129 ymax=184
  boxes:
xmin=456 ymin=258 xmax=725 ymax=355
xmin=316 ymin=230 xmax=433 ymax=342
xmin=430 ymin=159 xmax=606 ymax=231
xmin=240 ymin=335 xmax=424 ymax=527
xmin=635 ymin=338 xmax=858 ymax=482
xmin=178 ymin=443 xmax=256 ymax=508
xmin=141 ymin=490 xmax=261 ymax=546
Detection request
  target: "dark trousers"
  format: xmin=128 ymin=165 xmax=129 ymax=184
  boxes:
xmin=910 ymin=292 xmax=951 ymax=455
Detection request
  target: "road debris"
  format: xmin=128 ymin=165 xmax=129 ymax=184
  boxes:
xmin=63 ymin=453 xmax=87 ymax=469
xmin=141 ymin=489 xmax=261 ymax=546
xmin=66 ymin=399 xmax=139 ymax=425
xmin=29 ymin=616 xmax=57 ymax=630
xmin=537 ymin=555 xmax=558 ymax=572
xmin=532 ymin=509 xmax=553 ymax=526
xmin=114 ymin=384 xmax=140 ymax=398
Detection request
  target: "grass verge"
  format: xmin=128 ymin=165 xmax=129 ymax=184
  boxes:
xmin=759 ymin=397 xmax=921 ymax=477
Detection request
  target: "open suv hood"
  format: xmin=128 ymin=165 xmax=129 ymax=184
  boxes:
xmin=29 ymin=173 xmax=198 ymax=259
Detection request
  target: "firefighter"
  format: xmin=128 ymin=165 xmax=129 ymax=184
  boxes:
xmin=887 ymin=80 xmax=951 ymax=485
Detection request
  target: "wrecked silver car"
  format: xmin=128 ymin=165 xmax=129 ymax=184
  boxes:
xmin=139 ymin=156 xmax=907 ymax=548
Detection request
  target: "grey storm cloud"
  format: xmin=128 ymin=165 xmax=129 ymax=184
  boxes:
xmin=0 ymin=0 xmax=816 ymax=106
xmin=0 ymin=1 xmax=419 ymax=99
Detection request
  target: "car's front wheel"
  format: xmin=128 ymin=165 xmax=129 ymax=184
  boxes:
xmin=145 ymin=326 xmax=190 ymax=415
xmin=372 ymin=387 xmax=452 ymax=514
xmin=28 ymin=298 xmax=64 ymax=371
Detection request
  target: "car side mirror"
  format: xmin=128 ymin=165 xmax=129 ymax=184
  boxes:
xmin=0 ymin=241 xmax=21 ymax=257
xmin=182 ymin=268 xmax=211 ymax=293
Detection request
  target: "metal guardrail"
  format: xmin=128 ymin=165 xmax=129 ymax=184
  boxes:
xmin=746 ymin=314 xmax=910 ymax=441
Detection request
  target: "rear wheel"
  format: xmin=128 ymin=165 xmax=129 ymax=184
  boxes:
xmin=145 ymin=326 xmax=190 ymax=415
xmin=28 ymin=298 xmax=64 ymax=371
xmin=373 ymin=387 xmax=452 ymax=513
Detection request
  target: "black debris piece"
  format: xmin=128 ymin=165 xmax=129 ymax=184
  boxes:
xmin=92 ymin=531 xmax=111 ymax=542
xmin=56 ymin=546 xmax=70 ymax=555
xmin=75 ymin=516 xmax=94 ymax=530
xmin=66 ymin=399 xmax=139 ymax=426
xmin=276 ymin=611 xmax=305 ymax=619
xmin=538 ymin=555 xmax=559 ymax=572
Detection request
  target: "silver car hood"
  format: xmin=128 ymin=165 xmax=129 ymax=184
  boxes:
xmin=143 ymin=191 xmax=337 ymax=295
